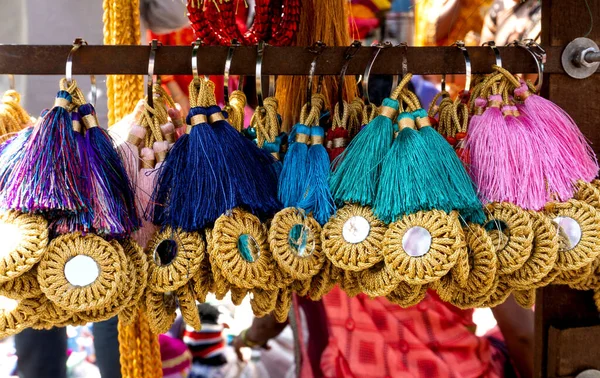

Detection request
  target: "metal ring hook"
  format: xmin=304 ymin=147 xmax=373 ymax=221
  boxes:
xmin=363 ymin=42 xmax=391 ymax=105
xmin=449 ymin=41 xmax=472 ymax=95
xmin=147 ymin=39 xmax=161 ymax=109
xmin=224 ymin=39 xmax=240 ymax=106
xmin=306 ymin=41 xmax=326 ymax=107
xmin=392 ymin=42 xmax=408 ymax=91
xmin=482 ymin=41 xmax=502 ymax=68
xmin=338 ymin=40 xmax=362 ymax=117
xmin=521 ymin=39 xmax=545 ymax=92
xmin=256 ymin=41 xmax=266 ymax=107
xmin=66 ymin=38 xmax=97 ymax=107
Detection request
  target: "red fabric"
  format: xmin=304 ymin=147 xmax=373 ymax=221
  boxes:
xmin=319 ymin=287 xmax=508 ymax=378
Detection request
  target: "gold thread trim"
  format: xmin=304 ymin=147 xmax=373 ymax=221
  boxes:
xmin=82 ymin=114 xmax=99 ymax=129
xmin=209 ymin=113 xmax=225 ymax=123
xmin=380 ymin=106 xmax=397 ymax=120
xmin=190 ymin=114 xmax=207 ymax=126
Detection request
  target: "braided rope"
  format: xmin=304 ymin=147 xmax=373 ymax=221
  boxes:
xmin=513 ymin=289 xmax=536 ymax=309
xmin=358 ymin=262 xmax=401 ymax=298
xmin=0 ymin=295 xmax=42 ymax=338
xmin=504 ymin=211 xmax=559 ymax=290
xmin=434 ymin=224 xmax=498 ymax=309
xmin=146 ymin=227 xmax=204 ymax=293
xmin=383 ymin=210 xmax=464 ymax=285
xmin=273 ymin=288 xmax=292 ymax=323
xmin=269 ymin=208 xmax=325 ymax=280
xmin=0 ymin=265 xmax=42 ymax=299
xmin=225 ymin=90 xmax=247 ymax=132
xmin=145 ymin=289 xmax=177 ymax=335
xmin=177 ymin=282 xmax=202 ymax=331
xmin=485 ymin=202 xmax=534 ymax=275
xmin=212 ymin=209 xmax=274 ymax=289
xmin=0 ymin=211 xmax=48 ymax=283
xmin=385 ymin=282 xmax=428 ymax=308
xmin=308 ymin=259 xmax=342 ymax=301
xmin=322 ymin=204 xmax=386 ymax=271
xmin=251 ymin=288 xmax=279 ymax=317
xmin=545 ymin=199 xmax=600 ymax=271
xmin=38 ymin=233 xmax=126 ymax=312
xmin=252 ymin=96 xmax=280 ymax=147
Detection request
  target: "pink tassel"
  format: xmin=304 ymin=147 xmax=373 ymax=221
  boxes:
xmin=168 ymin=108 xmax=186 ymax=139
xmin=160 ymin=122 xmax=177 ymax=150
xmin=117 ymin=124 xmax=146 ymax=185
xmin=516 ymin=83 xmax=599 ymax=182
xmin=133 ymin=147 xmax=157 ymax=248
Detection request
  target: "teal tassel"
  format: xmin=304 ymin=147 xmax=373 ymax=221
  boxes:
xmin=414 ymin=109 xmax=485 ymax=224
xmin=278 ymin=124 xmax=310 ymax=207
xmin=329 ymin=98 xmax=398 ymax=206
xmin=297 ymin=126 xmax=336 ymax=225
xmin=374 ymin=112 xmax=450 ymax=223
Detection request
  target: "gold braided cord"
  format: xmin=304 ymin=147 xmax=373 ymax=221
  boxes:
xmin=119 ymin=309 xmax=162 ymax=378
xmin=513 ymin=289 xmax=536 ymax=309
xmin=308 ymin=259 xmax=342 ymax=301
xmin=103 ymin=0 xmax=143 ymax=126
xmin=145 ymin=290 xmax=177 ymax=335
xmin=0 ymin=211 xmax=48 ymax=283
xmin=339 ymin=271 xmax=362 ymax=298
xmin=485 ymin=202 xmax=534 ymax=275
xmin=146 ymin=227 xmax=204 ymax=293
xmin=347 ymin=98 xmax=364 ymax=139
xmin=118 ymin=239 xmax=149 ymax=326
xmin=225 ymin=90 xmax=247 ymax=132
xmin=0 ymin=90 xmax=32 ymax=142
xmin=383 ymin=210 xmax=464 ymax=285
xmin=385 ymin=282 xmax=428 ymax=308
xmin=480 ymin=278 xmax=512 ymax=308
xmin=545 ymin=200 xmax=600 ymax=271
xmin=503 ymin=211 xmax=559 ymax=290
xmin=177 ymin=283 xmax=202 ymax=331
xmin=138 ymin=84 xmax=175 ymax=147
xmin=37 ymin=233 xmax=126 ymax=313
xmin=230 ymin=287 xmax=249 ymax=306
xmin=574 ymin=180 xmax=600 ymax=211
xmin=358 ymin=262 xmax=401 ymax=298
xmin=434 ymin=224 xmax=497 ymax=309
xmin=570 ymin=255 xmax=600 ymax=290
xmin=0 ymin=266 xmax=42 ymax=300
xmin=251 ymin=288 xmax=279 ymax=317
xmin=322 ymin=204 xmax=386 ymax=271
xmin=212 ymin=209 xmax=274 ymax=289
xmin=251 ymin=96 xmax=280 ymax=147
xmin=0 ymin=296 xmax=42 ymax=338
xmin=273 ymin=288 xmax=292 ymax=323
xmin=269 ymin=208 xmax=325 ymax=280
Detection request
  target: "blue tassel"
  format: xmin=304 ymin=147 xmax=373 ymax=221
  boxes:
xmin=375 ymin=112 xmax=451 ymax=223
xmin=278 ymin=123 xmax=310 ymax=207
xmin=0 ymin=127 xmax=32 ymax=194
xmin=79 ymin=104 xmax=140 ymax=236
xmin=208 ymin=106 xmax=281 ymax=218
xmin=413 ymin=109 xmax=485 ymax=224
xmin=297 ymin=126 xmax=336 ymax=225
xmin=261 ymin=135 xmax=284 ymax=178
xmin=152 ymin=106 xmax=232 ymax=231
xmin=329 ymin=98 xmax=398 ymax=207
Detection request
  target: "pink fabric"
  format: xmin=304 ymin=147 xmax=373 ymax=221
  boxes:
xmin=159 ymin=334 xmax=191 ymax=376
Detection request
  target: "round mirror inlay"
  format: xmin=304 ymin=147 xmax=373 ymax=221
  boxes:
xmin=154 ymin=239 xmax=178 ymax=266
xmin=554 ymin=216 xmax=582 ymax=251
xmin=238 ymin=234 xmax=260 ymax=262
xmin=402 ymin=226 xmax=432 ymax=257
xmin=288 ymin=224 xmax=314 ymax=257
xmin=342 ymin=216 xmax=371 ymax=244
xmin=64 ymin=255 xmax=99 ymax=286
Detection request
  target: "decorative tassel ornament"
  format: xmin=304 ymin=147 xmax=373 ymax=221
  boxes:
xmin=278 ymin=122 xmax=310 ymax=207
xmin=133 ymin=148 xmax=158 ymax=248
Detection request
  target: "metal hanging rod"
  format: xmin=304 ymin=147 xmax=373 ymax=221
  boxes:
xmin=0 ymin=44 xmax=575 ymax=76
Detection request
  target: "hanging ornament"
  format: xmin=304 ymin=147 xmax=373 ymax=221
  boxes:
xmin=385 ymin=282 xmax=428 ymax=308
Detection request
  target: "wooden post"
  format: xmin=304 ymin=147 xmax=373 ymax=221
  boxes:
xmin=536 ymin=1 xmax=600 ymax=377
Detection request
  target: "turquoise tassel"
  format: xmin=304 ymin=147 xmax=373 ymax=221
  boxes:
xmin=297 ymin=126 xmax=336 ymax=225
xmin=278 ymin=124 xmax=310 ymax=207
xmin=375 ymin=112 xmax=450 ymax=223
xmin=414 ymin=109 xmax=485 ymax=224
xmin=329 ymin=98 xmax=398 ymax=206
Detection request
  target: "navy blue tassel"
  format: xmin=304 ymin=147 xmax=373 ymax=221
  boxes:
xmin=278 ymin=123 xmax=310 ymax=207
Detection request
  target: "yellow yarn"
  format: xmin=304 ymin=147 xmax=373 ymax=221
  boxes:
xmin=480 ymin=278 xmax=512 ymax=308
xmin=225 ymin=90 xmax=247 ymax=133
xmin=251 ymin=288 xmax=279 ymax=317
xmin=118 ymin=309 xmax=162 ymax=378
xmin=269 ymin=208 xmax=325 ymax=281
xmin=574 ymin=180 xmax=600 ymax=211
xmin=205 ymin=228 xmax=232 ymax=300
xmin=0 ymin=90 xmax=32 ymax=142
xmin=0 ymin=211 xmax=48 ymax=283
xmin=34 ymin=295 xmax=75 ymax=330
xmin=339 ymin=271 xmax=362 ymax=298
xmin=292 ymin=279 xmax=311 ymax=297
xmin=308 ymin=259 xmax=342 ymax=301
xmin=513 ymin=289 xmax=536 ymax=309
xmin=569 ymin=255 xmax=600 ymax=290
xmin=0 ymin=265 xmax=42 ymax=300
xmin=273 ymin=288 xmax=292 ymax=323
xmin=177 ymin=283 xmax=202 ymax=331
xmin=230 ymin=287 xmax=249 ymax=306
xmin=251 ymin=96 xmax=280 ymax=148
xmin=383 ymin=210 xmax=465 ymax=285
xmin=138 ymin=84 xmax=176 ymax=147
xmin=192 ymin=249 xmax=214 ymax=303
xmin=386 ymin=282 xmax=428 ymax=308
xmin=103 ymin=0 xmax=144 ymax=126
xmin=554 ymin=264 xmax=592 ymax=286
xmin=322 ymin=204 xmax=386 ymax=271
xmin=358 ymin=262 xmax=401 ymax=298
xmin=0 ymin=295 xmax=41 ymax=338
xmin=145 ymin=289 xmax=177 ymax=335
xmin=118 ymin=239 xmax=149 ymax=326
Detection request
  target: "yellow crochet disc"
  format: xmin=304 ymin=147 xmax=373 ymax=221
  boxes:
xmin=339 ymin=271 xmax=362 ymax=297
xmin=38 ymin=232 xmax=127 ymax=313
xmin=251 ymin=288 xmax=279 ymax=317
xmin=503 ymin=211 xmax=559 ymax=290
xmin=192 ymin=245 xmax=214 ymax=303
xmin=0 ymin=211 xmax=48 ymax=283
xmin=0 ymin=295 xmax=41 ymax=338
xmin=212 ymin=209 xmax=274 ymax=289
xmin=574 ymin=180 xmax=600 ymax=211
xmin=146 ymin=227 xmax=204 ymax=293
xmin=292 ymin=279 xmax=311 ymax=297
xmin=206 ymin=228 xmax=231 ymax=300
xmin=269 ymin=208 xmax=325 ymax=280
xmin=321 ymin=204 xmax=386 ymax=271
xmin=434 ymin=223 xmax=498 ymax=309
xmin=479 ymin=279 xmax=511 ymax=308
xmin=358 ymin=262 xmax=401 ymax=298
xmin=231 ymin=287 xmax=249 ymax=306
xmin=264 ymin=263 xmax=294 ymax=291
xmin=450 ymin=245 xmax=470 ymax=289
xmin=383 ymin=210 xmax=465 ymax=285
xmin=145 ymin=290 xmax=177 ymax=335
xmin=273 ymin=288 xmax=292 ymax=323
xmin=545 ymin=199 xmax=600 ymax=272
xmin=308 ymin=259 xmax=342 ymax=301
xmin=177 ymin=283 xmax=201 ymax=331
xmin=385 ymin=282 xmax=428 ymax=308
xmin=485 ymin=203 xmax=534 ymax=275
xmin=34 ymin=295 xmax=74 ymax=330
xmin=513 ymin=289 xmax=535 ymax=309
xmin=569 ymin=255 xmax=600 ymax=291
xmin=0 ymin=265 xmax=42 ymax=300
xmin=118 ymin=239 xmax=149 ymax=326
xmin=553 ymin=263 xmax=593 ymax=286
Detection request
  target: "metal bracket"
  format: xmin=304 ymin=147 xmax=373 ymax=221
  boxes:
xmin=562 ymin=37 xmax=600 ymax=79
